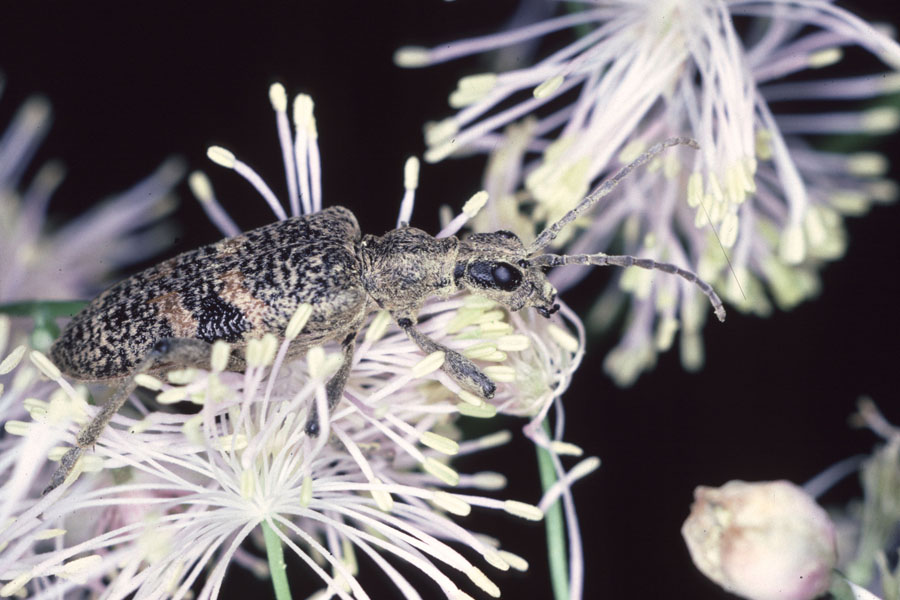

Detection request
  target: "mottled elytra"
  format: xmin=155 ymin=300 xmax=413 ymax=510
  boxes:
xmin=45 ymin=136 xmax=724 ymax=494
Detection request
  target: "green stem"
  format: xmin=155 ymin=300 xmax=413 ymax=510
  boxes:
xmin=0 ymin=300 xmax=88 ymax=317
xmin=261 ymin=520 xmax=293 ymax=600
xmin=0 ymin=300 xmax=89 ymax=350
xmin=537 ymin=419 xmax=569 ymax=600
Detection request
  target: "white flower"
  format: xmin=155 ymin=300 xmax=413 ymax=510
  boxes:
xmin=839 ymin=399 xmax=900 ymax=591
xmin=397 ymin=1 xmax=900 ymax=385
xmin=682 ymin=479 xmax=837 ymax=600
xmin=198 ymin=84 xmax=585 ymax=427
xmin=0 ymin=335 xmax=545 ymax=599
xmin=0 ymin=83 xmax=596 ymax=599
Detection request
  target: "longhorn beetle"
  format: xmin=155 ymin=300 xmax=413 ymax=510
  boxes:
xmin=45 ymin=136 xmax=725 ymax=494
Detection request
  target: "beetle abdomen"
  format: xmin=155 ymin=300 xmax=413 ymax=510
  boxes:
xmin=51 ymin=207 xmax=364 ymax=381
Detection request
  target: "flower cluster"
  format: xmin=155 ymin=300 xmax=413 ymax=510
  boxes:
xmin=0 ymin=88 xmax=183 ymax=305
xmin=0 ymin=79 xmax=183 ymax=355
xmin=0 ymin=84 xmax=596 ymax=599
xmin=397 ymin=0 xmax=900 ymax=385
xmin=838 ymin=399 xmax=900 ymax=597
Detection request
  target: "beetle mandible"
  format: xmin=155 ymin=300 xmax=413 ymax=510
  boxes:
xmin=44 ymin=136 xmax=725 ymax=494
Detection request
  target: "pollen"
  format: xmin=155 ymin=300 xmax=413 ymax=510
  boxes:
xmin=503 ymin=500 xmax=543 ymax=521
xmin=212 ymin=433 xmax=248 ymax=452
xmin=847 ymin=152 xmax=889 ymax=176
xmin=4 ymin=420 xmax=30 ymax=436
xmin=156 ymin=387 xmax=187 ymax=405
xmin=450 ymin=73 xmax=498 ymax=108
xmin=431 ymin=491 xmax=472 ymax=516
xmin=547 ymin=324 xmax=579 ymax=353
xmin=412 ymin=351 xmax=445 ymax=377
xmin=778 ymin=223 xmax=807 ymax=264
xmin=424 ymin=117 xmax=459 ymax=147
xmin=808 ymin=47 xmax=843 ymax=68
xmin=370 ymin=478 xmax=394 ymax=512
xmin=285 ymin=303 xmax=313 ymax=340
xmin=533 ymin=74 xmax=564 ymax=99
xmin=478 ymin=321 xmax=514 ymax=337
xmin=423 ymin=457 xmax=460 ymax=486
xmin=403 ymin=156 xmax=420 ymax=190
xmin=364 ymin=310 xmax=392 ymax=344
xmin=393 ymin=45 xmax=431 ymax=68
xmin=307 ymin=346 xmax=327 ymax=380
xmin=167 ymin=368 xmax=198 ymax=385
xmin=135 ymin=373 xmax=164 ymax=390
xmin=457 ymin=400 xmax=497 ymax=419
xmin=206 ymin=146 xmax=236 ymax=169
xmin=188 ymin=171 xmax=214 ymax=204
xmin=457 ymin=389 xmax=482 ymax=406
xmin=0 ymin=345 xmax=26 ymax=375
xmin=463 ymin=342 xmax=499 ymax=360
xmin=462 ymin=191 xmax=488 ymax=217
xmin=482 ymin=365 xmax=516 ymax=383
xmin=466 ymin=566 xmax=500 ymax=598
xmin=862 ymin=107 xmax=900 ymax=133
xmin=498 ymin=550 xmax=529 ymax=572
xmin=292 ymin=94 xmax=316 ymax=138
xmin=59 ymin=555 xmax=104 ymax=583
xmin=496 ymin=334 xmax=530 ymax=351
xmin=300 ymin=475 xmax=313 ymax=507
xmin=482 ymin=550 xmax=510 ymax=572
xmin=420 ymin=431 xmax=460 ymax=455
xmin=246 ymin=334 xmax=278 ymax=368
xmin=475 ymin=430 xmax=512 ymax=449
xmin=549 ymin=440 xmax=584 ymax=457
xmin=33 ymin=528 xmax=67 ymax=540
xmin=471 ymin=472 xmax=507 ymax=491
xmin=29 ymin=350 xmax=61 ymax=381
xmin=268 ymin=82 xmax=288 ymax=112
xmin=210 ymin=340 xmax=231 ymax=373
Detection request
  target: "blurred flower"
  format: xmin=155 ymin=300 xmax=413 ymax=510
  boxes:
xmin=838 ymin=399 xmax=900 ymax=597
xmin=0 ymin=82 xmax=183 ymax=303
xmin=397 ymin=1 xmax=900 ymax=385
xmin=0 ymin=76 xmax=184 ymax=358
xmin=682 ymin=479 xmax=837 ymax=600
xmin=0 ymin=83 xmax=594 ymax=599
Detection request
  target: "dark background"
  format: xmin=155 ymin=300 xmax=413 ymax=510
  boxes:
xmin=1 ymin=2 xmax=898 ymax=598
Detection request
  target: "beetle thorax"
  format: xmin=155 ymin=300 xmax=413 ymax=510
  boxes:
xmin=358 ymin=227 xmax=460 ymax=316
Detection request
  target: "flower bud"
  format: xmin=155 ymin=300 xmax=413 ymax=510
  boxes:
xmin=682 ymin=480 xmax=837 ymax=600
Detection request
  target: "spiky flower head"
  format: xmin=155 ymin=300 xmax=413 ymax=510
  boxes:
xmin=0 ymin=83 xmax=595 ymax=599
xmin=397 ymin=0 xmax=900 ymax=385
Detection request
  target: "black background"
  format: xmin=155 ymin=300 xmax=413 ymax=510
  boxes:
xmin=1 ymin=2 xmax=898 ymax=599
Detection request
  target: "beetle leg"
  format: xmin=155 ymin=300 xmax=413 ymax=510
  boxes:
xmin=396 ymin=317 xmax=496 ymax=400
xmin=305 ymin=332 xmax=358 ymax=436
xmin=43 ymin=337 xmax=230 ymax=495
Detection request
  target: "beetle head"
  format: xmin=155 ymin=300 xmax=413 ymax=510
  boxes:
xmin=455 ymin=230 xmax=559 ymax=318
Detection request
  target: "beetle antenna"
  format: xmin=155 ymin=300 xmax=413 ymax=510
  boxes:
xmin=527 ymin=136 xmax=699 ymax=255
xmin=532 ymin=252 xmax=726 ymax=322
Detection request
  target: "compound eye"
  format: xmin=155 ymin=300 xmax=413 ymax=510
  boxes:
xmin=468 ymin=261 xmax=523 ymax=291
xmin=491 ymin=262 xmax=521 ymax=291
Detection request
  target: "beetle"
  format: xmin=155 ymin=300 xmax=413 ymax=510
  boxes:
xmin=44 ymin=137 xmax=725 ymax=494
